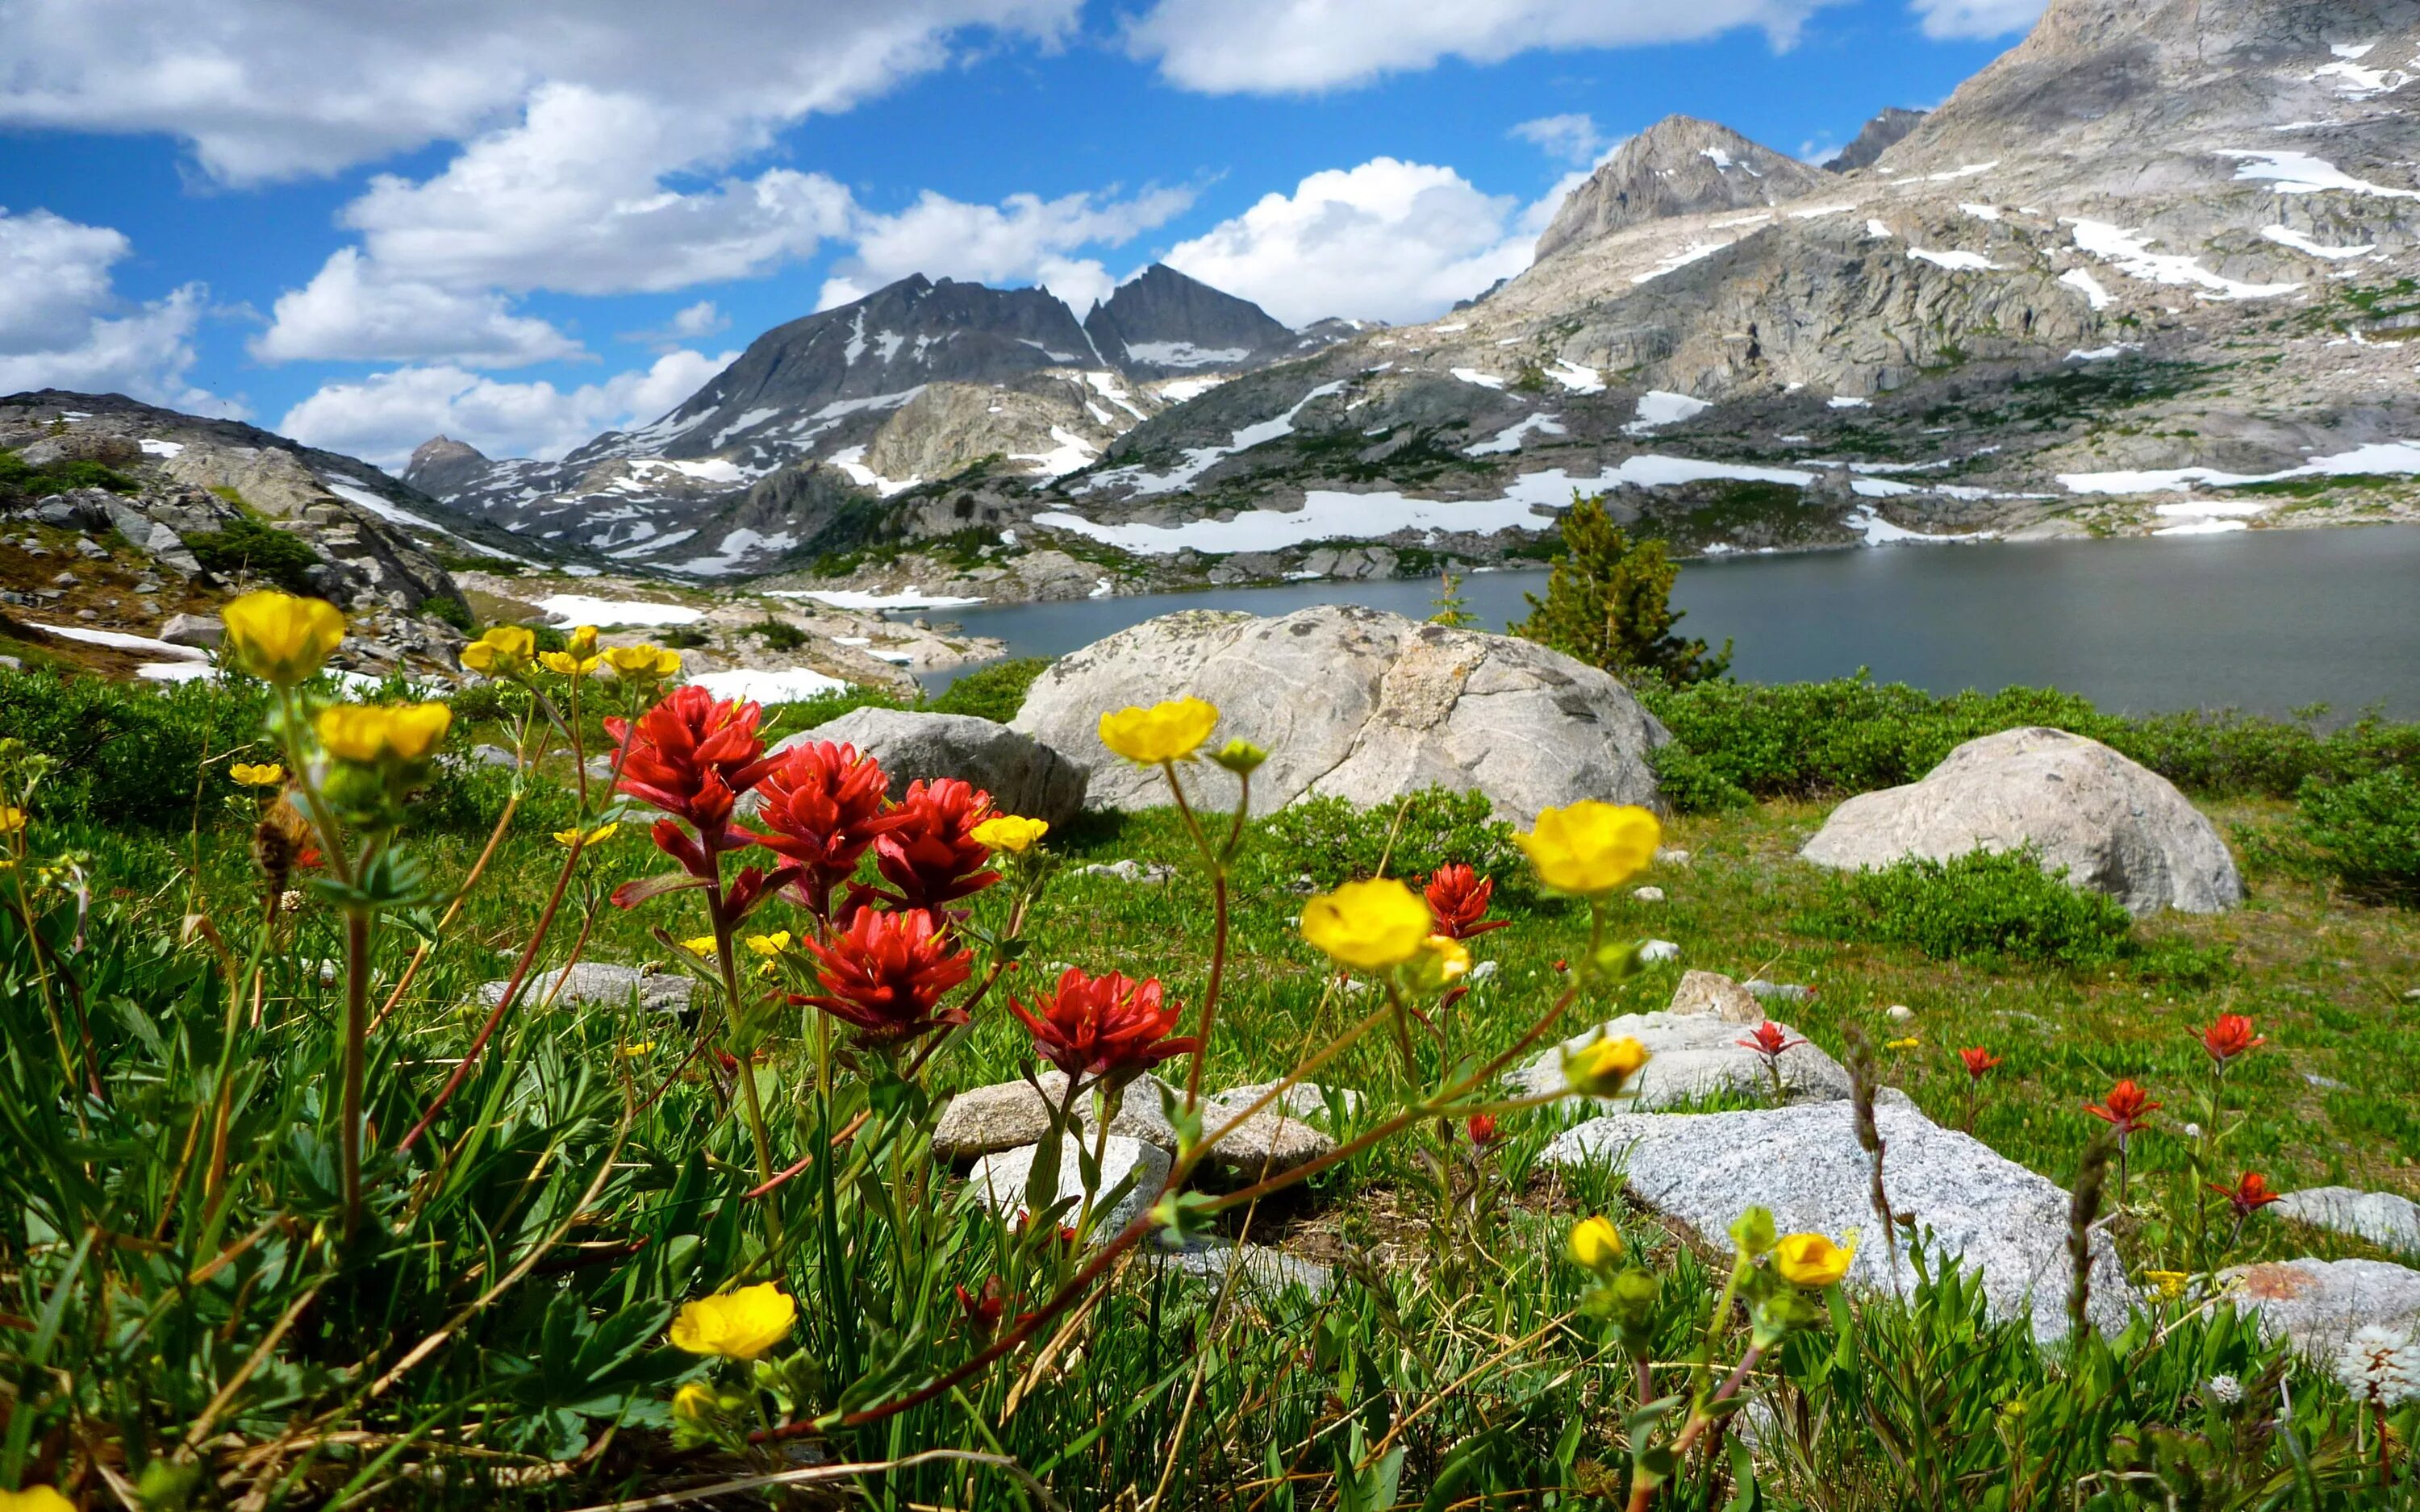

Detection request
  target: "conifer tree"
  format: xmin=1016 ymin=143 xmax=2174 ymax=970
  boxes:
xmin=1429 ymin=569 xmax=1477 ymax=627
xmin=1514 ymin=493 xmax=1730 ymax=684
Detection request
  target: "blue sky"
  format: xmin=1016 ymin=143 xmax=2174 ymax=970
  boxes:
xmin=0 ymin=0 xmax=2040 ymax=469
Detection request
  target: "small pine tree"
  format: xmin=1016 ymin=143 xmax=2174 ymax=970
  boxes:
xmin=1429 ymin=569 xmax=1476 ymax=627
xmin=1515 ymin=492 xmax=1730 ymax=684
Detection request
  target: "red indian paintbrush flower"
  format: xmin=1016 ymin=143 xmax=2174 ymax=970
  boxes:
xmin=2084 ymin=1079 xmax=2162 ymax=1135
xmin=2201 ymin=1013 xmax=2266 ymax=1064
xmin=749 ymin=740 xmax=912 ymax=918
xmin=1737 ymin=1021 xmax=1805 ymax=1059
xmin=1959 ymin=1048 xmax=2004 ymax=1081
xmin=1011 ymin=967 xmax=1197 ymax=1083
xmin=1425 ymin=864 xmax=1510 ymax=941
xmin=874 ymin=777 xmax=1001 ymax=910
xmin=2213 ymin=1170 xmax=2284 ymax=1219
xmin=607 ymin=685 xmax=781 ymax=876
xmin=1466 ymin=1113 xmax=1500 ymax=1146
xmin=796 ymin=906 xmax=974 ymax=1043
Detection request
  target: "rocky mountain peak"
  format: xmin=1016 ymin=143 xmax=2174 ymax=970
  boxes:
xmin=402 ymin=435 xmax=494 ymax=498
xmin=1533 ymin=115 xmax=1828 ymax=263
xmin=1082 ymin=263 xmax=1296 ymax=377
xmin=1827 ymin=106 xmax=1927 ymax=172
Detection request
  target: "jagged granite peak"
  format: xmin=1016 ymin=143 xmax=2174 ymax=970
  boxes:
xmin=1533 ymin=115 xmax=1830 ymax=262
xmin=1082 ymin=264 xmax=1296 ymax=377
xmin=402 ymin=435 xmax=496 ymax=499
xmin=1828 ymin=106 xmax=1928 ymax=172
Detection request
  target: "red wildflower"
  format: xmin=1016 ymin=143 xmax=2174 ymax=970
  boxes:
xmin=1959 ymin=1048 xmax=2004 ymax=1082
xmin=955 ymin=1276 xmax=1007 ymax=1332
xmin=1011 ymin=967 xmax=1197 ymax=1084
xmin=2201 ymin=1014 xmax=2266 ymax=1065
xmin=874 ymin=778 xmax=1000 ymax=910
xmin=1737 ymin=1021 xmax=1805 ymax=1060
xmin=607 ymin=686 xmax=780 ymax=874
xmin=2212 ymin=1171 xmax=2283 ymax=1219
xmin=1467 ymin=1114 xmax=1500 ymax=1146
xmin=2083 ymin=1079 xmax=2162 ymax=1136
xmin=749 ymin=740 xmax=912 ymax=918
xmin=1425 ymin=864 xmax=1511 ymax=941
xmin=796 ymin=907 xmax=974 ymax=1043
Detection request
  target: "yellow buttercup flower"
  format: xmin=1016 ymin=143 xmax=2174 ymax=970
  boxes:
xmin=565 ymin=625 xmax=599 ymax=658
xmin=680 ymin=935 xmax=718 ymax=957
xmin=229 ymin=761 xmax=286 ymax=788
xmin=539 ymin=649 xmax=602 ymax=677
xmin=0 ymin=1485 xmax=77 ymax=1512
xmin=620 ymin=1040 xmax=659 ymax=1058
xmin=970 ymin=814 xmax=1049 ymax=854
xmin=671 ymin=1382 xmax=719 ymax=1423
xmin=1517 ymin=802 xmax=1661 ymax=897
xmin=0 ymin=806 xmax=24 ymax=836
xmin=553 ymin=822 xmax=620 ymax=848
xmin=2143 ymin=1269 xmax=2189 ymax=1302
xmin=1300 ymin=877 xmax=1433 ymax=971
xmin=1097 ymin=697 xmax=1218 ymax=764
xmin=223 ymin=589 xmax=346 ymax=687
xmin=316 ymin=702 xmax=453 ymax=766
xmin=459 ymin=624 xmax=536 ymax=677
xmin=1886 ymin=1035 xmax=1921 ymax=1052
xmin=1562 ymin=1035 xmax=1651 ymax=1098
xmin=605 ymin=644 xmax=682 ymax=681
xmin=1401 ymin=933 xmax=1471 ymax=993
xmin=745 ymin=931 xmax=791 ymax=957
xmin=1772 ymin=1231 xmax=1856 ymax=1289
xmin=670 ymin=1282 xmax=797 ymax=1360
xmin=1567 ymin=1214 xmax=1625 ymax=1272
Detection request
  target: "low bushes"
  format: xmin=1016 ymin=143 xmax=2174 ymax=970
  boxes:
xmin=927 ymin=656 xmax=1050 ymax=724
xmin=0 ymin=666 xmax=269 ymax=827
xmin=2295 ymin=767 xmax=2420 ymax=904
xmin=1246 ymin=786 xmax=1524 ymax=893
xmin=183 ymin=514 xmax=323 ymax=595
xmin=1797 ymin=848 xmax=2138 ymax=968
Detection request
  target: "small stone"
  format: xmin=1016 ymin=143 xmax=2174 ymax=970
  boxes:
xmin=1079 ymin=859 xmax=1176 ymax=885
xmin=469 ymin=743 xmax=519 ymax=768
xmin=933 ymin=1072 xmax=1179 ymax=1163
xmin=1667 ymin=970 xmax=1759 ymax=1023
xmin=159 ymin=613 xmax=225 ymax=649
xmin=1144 ymin=1234 xmax=1332 ymax=1297
xmin=1508 ymin=1010 xmax=1851 ymax=1108
xmin=1468 ymin=959 xmax=1500 ymax=982
xmin=1745 ymin=979 xmax=1816 ymax=1003
xmin=1214 ymin=1081 xmax=1363 ymax=1121
xmin=1197 ymin=1091 xmax=1337 ymax=1186
xmin=52 ymin=571 xmax=77 ymax=587
xmin=1887 ymin=1004 xmax=1916 ymax=1023
xmin=1654 ymin=848 xmax=1692 ymax=866
xmin=966 ymin=1135 xmax=1170 ymax=1240
xmin=2303 ymin=1073 xmax=2348 ymax=1091
xmin=73 ymin=536 xmax=108 ymax=560
xmin=1633 ymin=885 xmax=1667 ymax=902
xmin=0 ymin=655 xmax=21 ymax=673
xmin=476 ymin=961 xmax=691 ymax=1015
xmin=2405 ymin=988 xmax=2420 ymax=1002
xmin=74 ymin=609 xmax=97 ymax=622
xmin=1639 ymin=939 xmax=1682 ymax=964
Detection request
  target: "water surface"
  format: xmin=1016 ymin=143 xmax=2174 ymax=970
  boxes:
xmin=914 ymin=527 xmax=2420 ymax=720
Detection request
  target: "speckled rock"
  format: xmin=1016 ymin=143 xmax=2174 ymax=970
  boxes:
xmin=2221 ymin=1257 xmax=2420 ymax=1361
xmin=1510 ymin=1012 xmax=1851 ymax=1109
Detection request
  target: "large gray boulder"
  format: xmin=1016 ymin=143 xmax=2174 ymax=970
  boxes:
xmin=2270 ymin=1188 xmax=2420 ymax=1255
xmin=1800 ymin=727 xmax=2243 ymax=917
xmin=2221 ymin=1258 xmax=2420 ymax=1362
xmin=1009 ymin=604 xmax=1668 ymax=823
xmin=775 ymin=706 xmax=1087 ymax=827
xmin=1508 ymin=1006 xmax=1851 ymax=1110
xmin=1543 ymin=1100 xmax=2130 ymax=1342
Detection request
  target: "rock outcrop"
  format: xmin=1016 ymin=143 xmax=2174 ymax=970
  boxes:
xmin=1545 ymin=1099 xmax=2131 ymax=1342
xmin=1800 ymin=727 xmax=2244 ymax=916
xmin=2222 ymin=1256 xmax=2420 ymax=1360
xmin=777 ymin=707 xmax=1087 ymax=828
xmin=1534 ymin=115 xmax=1829 ymax=263
xmin=2272 ymin=1187 xmax=2420 ymax=1252
xmin=1508 ymin=1010 xmax=1851 ymax=1110
xmin=1011 ymin=604 xmax=1668 ymax=823
xmin=1828 ymin=106 xmax=1927 ymax=172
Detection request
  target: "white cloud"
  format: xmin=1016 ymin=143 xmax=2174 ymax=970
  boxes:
xmin=0 ymin=206 xmax=238 ymax=414
xmin=1910 ymin=0 xmax=2046 ymax=39
xmin=1126 ymin=0 xmax=1843 ymax=94
xmin=667 ymin=302 xmax=728 ymax=339
xmin=0 ymin=0 xmax=1085 ymax=184
xmin=251 ymin=249 xmax=581 ymax=368
xmin=1163 ymin=158 xmax=1540 ymax=326
xmin=277 ymin=349 xmax=738 ymax=469
xmin=1510 ymin=113 xmax=1611 ymax=166
xmin=818 ymin=184 xmax=1198 ymax=312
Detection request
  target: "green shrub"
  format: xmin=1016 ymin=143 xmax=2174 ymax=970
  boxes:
xmin=184 ymin=515 xmax=322 ymax=594
xmin=659 ymin=626 xmax=712 ymax=650
xmin=762 ymin=686 xmax=905 ymax=735
xmin=0 ymin=668 xmax=270 ymax=827
xmin=1245 ymin=787 xmax=1524 ymax=893
xmin=748 ymin=617 xmax=809 ymax=652
xmin=2295 ymin=767 xmax=2420 ymax=904
xmin=422 ymin=594 xmax=474 ymax=633
xmin=0 ymin=448 xmax=140 ymax=502
xmin=1797 ymin=848 xmax=2135 ymax=968
xmin=927 ymin=657 xmax=1051 ymax=724
xmin=407 ymin=751 xmax=578 ymax=839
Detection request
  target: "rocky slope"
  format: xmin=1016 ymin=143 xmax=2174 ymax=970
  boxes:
xmin=1534 ymin=116 xmax=1831 ymax=261
xmin=1827 ymin=107 xmax=1927 ymax=173
xmin=2 ymin=389 xmax=477 ymax=678
xmin=409 ymin=266 xmax=1351 ymax=579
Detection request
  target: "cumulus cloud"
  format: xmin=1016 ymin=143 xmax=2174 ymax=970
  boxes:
xmin=0 ymin=206 xmax=237 ymax=414
xmin=277 ymin=349 xmax=738 ymax=469
xmin=251 ymin=250 xmax=581 ymax=368
xmin=0 ymin=0 xmax=1084 ymax=183
xmin=1162 ymin=158 xmax=1539 ymax=327
xmin=819 ymin=184 xmax=1198 ymax=312
xmin=1909 ymin=0 xmax=2046 ymax=39
xmin=1510 ymin=113 xmax=1613 ymax=167
xmin=622 ymin=301 xmax=732 ymax=352
xmin=1126 ymin=0 xmax=1843 ymax=94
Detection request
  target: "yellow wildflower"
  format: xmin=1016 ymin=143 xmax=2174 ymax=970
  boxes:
xmin=620 ymin=1041 xmax=658 ymax=1058
xmin=1516 ymin=801 xmax=1661 ymax=897
xmin=605 ymin=644 xmax=682 ymax=682
xmin=229 ymin=761 xmax=286 ymax=788
xmin=0 ymin=1486 xmax=77 ymax=1512
xmin=1773 ymin=1231 xmax=1857 ymax=1289
xmin=459 ymin=625 xmax=536 ymax=677
xmin=970 ymin=814 xmax=1050 ymax=854
xmin=2143 ymin=1269 xmax=2189 ymax=1302
xmin=223 ymin=590 xmax=345 ymax=687
xmin=680 ymin=935 xmax=718 ymax=957
xmin=670 ymin=1282 xmax=797 ymax=1360
xmin=1097 ymin=697 xmax=1218 ymax=764
xmin=553 ymin=822 xmax=620 ymax=848
xmin=565 ymin=625 xmax=599 ymax=658
xmin=1562 ymin=1035 xmax=1651 ymax=1098
xmin=745 ymin=931 xmax=791 ymax=957
xmin=1300 ymin=877 xmax=1433 ymax=970
xmin=316 ymin=702 xmax=452 ymax=766
xmin=671 ymin=1382 xmax=719 ymax=1423
xmin=1567 ymin=1214 xmax=1625 ymax=1272
xmin=539 ymin=649 xmax=602 ymax=677
xmin=1400 ymin=933 xmax=1471 ymax=993
xmin=0 ymin=806 xmax=23 ymax=836
xmin=1886 ymin=1035 xmax=1921 ymax=1052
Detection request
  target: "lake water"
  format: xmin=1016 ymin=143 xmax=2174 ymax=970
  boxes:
xmin=915 ymin=527 xmax=2420 ymax=720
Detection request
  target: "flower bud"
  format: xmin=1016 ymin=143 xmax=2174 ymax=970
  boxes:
xmin=1209 ymin=737 xmax=1268 ymax=775
xmin=1560 ymin=1035 xmax=1650 ymax=1098
xmin=1567 ymin=1214 xmax=1624 ymax=1273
